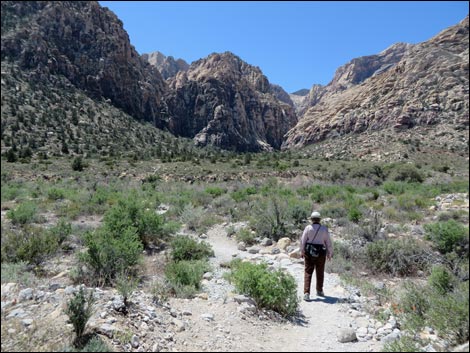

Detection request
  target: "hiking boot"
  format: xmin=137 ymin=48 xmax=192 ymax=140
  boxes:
xmin=316 ymin=290 xmax=324 ymax=297
xmin=303 ymin=293 xmax=310 ymax=301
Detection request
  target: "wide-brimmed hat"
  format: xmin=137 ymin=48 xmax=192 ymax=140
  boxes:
xmin=310 ymin=211 xmax=321 ymax=219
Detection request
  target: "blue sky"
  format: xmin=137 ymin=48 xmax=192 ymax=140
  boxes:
xmin=100 ymin=1 xmax=468 ymax=93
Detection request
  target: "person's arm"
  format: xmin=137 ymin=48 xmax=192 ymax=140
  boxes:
xmin=300 ymin=226 xmax=309 ymax=257
xmin=324 ymin=227 xmax=333 ymax=260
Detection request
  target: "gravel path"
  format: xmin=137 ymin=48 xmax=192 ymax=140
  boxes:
xmin=171 ymin=224 xmax=383 ymax=352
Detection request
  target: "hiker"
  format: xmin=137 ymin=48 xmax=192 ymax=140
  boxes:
xmin=300 ymin=211 xmax=333 ymax=301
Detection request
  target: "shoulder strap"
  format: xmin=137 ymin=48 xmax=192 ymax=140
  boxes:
xmin=310 ymin=224 xmax=321 ymax=242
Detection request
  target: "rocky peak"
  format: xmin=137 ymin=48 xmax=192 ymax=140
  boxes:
xmin=283 ymin=16 xmax=469 ymax=152
xmin=1 ymin=1 xmax=168 ymax=128
xmin=166 ymin=51 xmax=297 ymax=152
xmin=142 ymin=51 xmax=189 ymax=80
xmin=329 ymin=42 xmax=411 ymax=92
xmin=182 ymin=51 xmax=271 ymax=93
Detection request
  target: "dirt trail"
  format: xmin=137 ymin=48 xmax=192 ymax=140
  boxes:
xmin=170 ymin=224 xmax=382 ymax=352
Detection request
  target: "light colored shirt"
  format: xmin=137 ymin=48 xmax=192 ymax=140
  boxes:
xmin=300 ymin=223 xmax=333 ymax=258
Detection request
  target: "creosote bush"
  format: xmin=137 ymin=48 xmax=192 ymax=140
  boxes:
xmin=170 ymin=235 xmax=214 ymax=262
xmin=365 ymin=238 xmax=432 ymax=276
xmin=228 ymin=260 xmax=298 ymax=317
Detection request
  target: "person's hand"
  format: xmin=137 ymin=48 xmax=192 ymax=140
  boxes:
xmin=300 ymin=253 xmax=304 ymax=259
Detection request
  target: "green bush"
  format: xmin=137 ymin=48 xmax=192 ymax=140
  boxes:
xmin=205 ymin=186 xmax=225 ymax=197
xmin=388 ymin=164 xmax=424 ymax=183
xmin=104 ymin=195 xmax=173 ymax=247
xmin=49 ymin=218 xmax=72 ymax=246
xmin=7 ymin=202 xmax=38 ymax=225
xmin=1 ymin=261 xmax=38 ymax=286
xmin=165 ymin=259 xmax=210 ymax=298
xmin=290 ymin=203 xmax=309 ymax=227
xmin=72 ymin=157 xmax=86 ymax=172
xmin=348 ymin=206 xmax=362 ymax=223
xmin=424 ymin=220 xmax=468 ymax=255
xmin=236 ymin=228 xmax=257 ymax=246
xmin=64 ymin=287 xmax=95 ymax=345
xmin=250 ymin=196 xmax=289 ymax=241
xmin=170 ymin=235 xmax=214 ymax=262
xmin=228 ymin=261 xmax=298 ymax=317
xmin=64 ymin=335 xmax=112 ymax=352
xmin=428 ymin=265 xmax=455 ymax=295
xmin=179 ymin=203 xmax=207 ymax=232
xmin=365 ymin=238 xmax=432 ymax=276
xmin=397 ymin=279 xmax=469 ymax=346
xmin=47 ymin=187 xmax=66 ymax=201
xmin=426 ymin=281 xmax=469 ymax=344
xmin=1 ymin=226 xmax=61 ymax=265
xmin=79 ymin=226 xmax=143 ymax=285
xmin=383 ymin=334 xmax=424 ymax=352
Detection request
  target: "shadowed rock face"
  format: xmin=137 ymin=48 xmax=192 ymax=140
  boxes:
xmin=1 ymin=1 xmax=168 ymax=128
xmin=283 ymin=16 xmax=469 ymax=149
xmin=165 ymin=52 xmax=298 ymax=152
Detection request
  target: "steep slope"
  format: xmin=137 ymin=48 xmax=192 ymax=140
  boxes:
xmin=1 ymin=1 xmax=168 ymax=128
xmin=165 ymin=52 xmax=297 ymax=152
xmin=283 ymin=17 xmax=469 ymax=153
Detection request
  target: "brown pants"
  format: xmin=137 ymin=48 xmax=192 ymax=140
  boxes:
xmin=304 ymin=254 xmax=326 ymax=294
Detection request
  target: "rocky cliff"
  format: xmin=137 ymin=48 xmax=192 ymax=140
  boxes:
xmin=165 ymin=52 xmax=297 ymax=152
xmin=283 ymin=16 xmax=469 ymax=150
xmin=1 ymin=1 xmax=169 ymax=128
xmin=142 ymin=51 xmax=189 ymax=80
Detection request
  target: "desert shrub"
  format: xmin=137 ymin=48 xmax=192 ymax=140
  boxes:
xmin=1 ymin=226 xmax=61 ymax=265
xmin=388 ymin=164 xmax=424 ymax=183
xmin=424 ymin=220 xmax=468 ymax=255
xmin=1 ymin=182 xmax=23 ymax=201
xmin=236 ymin=228 xmax=257 ymax=246
xmin=170 ymin=235 xmax=214 ymax=262
xmin=382 ymin=181 xmax=408 ymax=195
xmin=0 ymin=261 xmax=38 ymax=286
xmin=383 ymin=334 xmax=424 ymax=352
xmin=347 ymin=206 xmax=362 ymax=223
xmin=397 ymin=278 xmax=469 ymax=346
xmin=79 ymin=226 xmax=143 ymax=285
xmin=228 ymin=260 xmax=298 ymax=317
xmin=289 ymin=202 xmax=309 ymax=227
xmin=64 ymin=286 xmax=95 ymax=345
xmin=48 ymin=218 xmax=72 ymax=246
xmin=321 ymin=203 xmax=348 ymax=219
xmin=357 ymin=209 xmax=384 ymax=242
xmin=7 ymin=201 xmax=38 ymax=225
xmin=104 ymin=194 xmax=173 ymax=247
xmin=397 ymin=193 xmax=429 ymax=212
xmin=231 ymin=186 xmax=257 ymax=203
xmin=426 ymin=281 xmax=469 ymax=344
xmin=47 ymin=187 xmax=66 ymax=201
xmin=250 ymin=196 xmax=289 ymax=241
xmin=205 ymin=186 xmax=225 ymax=198
xmin=115 ymin=271 xmax=139 ymax=307
xmin=179 ymin=203 xmax=207 ymax=232
xmin=164 ymin=259 xmax=210 ymax=298
xmin=428 ymin=265 xmax=455 ymax=295
xmin=326 ymin=241 xmax=355 ymax=273
xmin=64 ymin=335 xmax=112 ymax=352
xmin=365 ymin=238 xmax=432 ymax=276
xmin=71 ymin=156 xmax=86 ymax=171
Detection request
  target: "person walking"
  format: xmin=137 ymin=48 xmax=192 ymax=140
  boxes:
xmin=300 ymin=211 xmax=333 ymax=301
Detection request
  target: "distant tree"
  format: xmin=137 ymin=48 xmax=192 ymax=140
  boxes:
xmin=72 ymin=156 xmax=85 ymax=171
xmin=6 ymin=149 xmax=18 ymax=162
